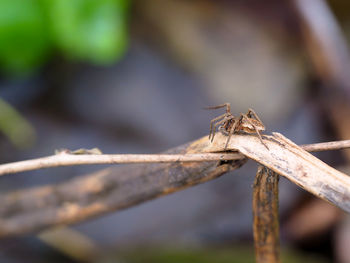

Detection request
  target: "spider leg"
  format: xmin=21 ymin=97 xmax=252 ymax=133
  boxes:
xmin=224 ymin=118 xmax=239 ymax=149
xmin=209 ymin=117 xmax=229 ymax=141
xmin=247 ymin=108 xmax=264 ymax=126
xmin=211 ymin=115 xmax=235 ymax=141
xmin=208 ymin=113 xmax=228 ymax=140
xmin=204 ymin=103 xmax=231 ymax=113
xmin=242 ymin=115 xmax=269 ymax=150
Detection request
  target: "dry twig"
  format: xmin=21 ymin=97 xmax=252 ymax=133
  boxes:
xmin=0 ymin=133 xmax=349 ymax=237
xmin=253 ymin=166 xmax=280 ymax=263
xmin=300 ymin=140 xmax=350 ymax=152
xmin=0 ymin=139 xmax=350 ymax=176
xmin=0 ymin=153 xmax=243 ymax=176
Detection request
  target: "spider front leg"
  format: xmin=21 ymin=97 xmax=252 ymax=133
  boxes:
xmin=212 ymin=116 xmax=237 ymax=142
xmin=205 ymin=103 xmax=231 ymax=113
xmin=208 ymin=113 xmax=228 ymax=140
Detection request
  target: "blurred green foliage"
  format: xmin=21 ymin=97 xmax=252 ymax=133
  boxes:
xmin=0 ymin=0 xmax=129 ymax=75
xmin=0 ymin=98 xmax=35 ymax=148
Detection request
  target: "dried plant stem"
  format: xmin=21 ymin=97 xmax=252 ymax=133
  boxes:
xmin=1 ymin=133 xmax=349 ymax=238
xmin=0 ymin=139 xmax=350 ymax=176
xmin=300 ymin=139 xmax=350 ymax=152
xmin=0 ymin=153 xmax=244 ymax=176
xmin=253 ymin=166 xmax=280 ymax=263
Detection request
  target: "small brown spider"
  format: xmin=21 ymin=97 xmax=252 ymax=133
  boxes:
xmin=206 ymin=103 xmax=268 ymax=149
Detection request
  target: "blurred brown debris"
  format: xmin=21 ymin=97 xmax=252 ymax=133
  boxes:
xmin=292 ymin=0 xmax=350 ymax=161
xmin=283 ymin=197 xmax=343 ymax=242
xmin=134 ymin=0 xmax=305 ymax=121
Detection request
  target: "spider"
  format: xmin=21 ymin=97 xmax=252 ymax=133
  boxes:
xmin=206 ymin=103 xmax=268 ymax=149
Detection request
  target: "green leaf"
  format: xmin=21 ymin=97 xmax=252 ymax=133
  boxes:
xmin=0 ymin=0 xmax=51 ymax=74
xmin=0 ymin=0 xmax=130 ymax=75
xmin=47 ymin=0 xmax=129 ymax=64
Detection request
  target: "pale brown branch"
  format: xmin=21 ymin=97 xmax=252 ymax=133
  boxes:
xmin=0 ymin=153 xmax=244 ymax=176
xmin=300 ymin=139 xmax=350 ymax=152
xmin=0 ymin=138 xmax=349 ymax=176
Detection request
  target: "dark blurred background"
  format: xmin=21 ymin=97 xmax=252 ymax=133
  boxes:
xmin=1 ymin=0 xmax=350 ymax=262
